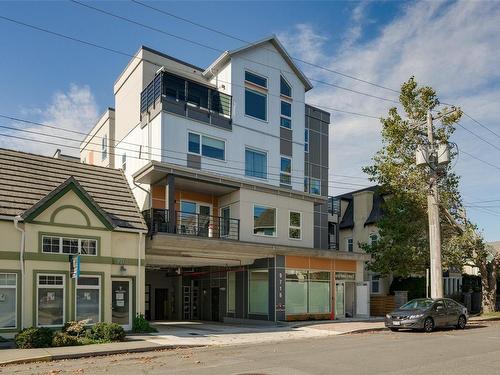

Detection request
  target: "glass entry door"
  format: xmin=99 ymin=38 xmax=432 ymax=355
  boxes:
xmin=112 ymin=279 xmax=132 ymax=330
xmin=335 ymin=282 xmax=345 ymax=319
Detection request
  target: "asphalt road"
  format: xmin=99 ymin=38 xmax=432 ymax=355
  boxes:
xmin=3 ymin=322 xmax=500 ymax=375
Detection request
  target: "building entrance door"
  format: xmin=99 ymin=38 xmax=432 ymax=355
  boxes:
xmin=155 ymin=288 xmax=169 ymax=320
xmin=335 ymin=282 xmax=345 ymax=319
xmin=112 ymin=279 xmax=132 ymax=330
xmin=211 ymin=287 xmax=220 ymax=321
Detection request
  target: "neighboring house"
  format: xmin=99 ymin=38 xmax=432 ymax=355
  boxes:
xmin=80 ymin=36 xmax=370 ymax=322
xmin=331 ymin=186 xmax=391 ymax=300
xmin=0 ymin=148 xmax=147 ymax=337
xmin=80 ymin=108 xmax=115 ymax=168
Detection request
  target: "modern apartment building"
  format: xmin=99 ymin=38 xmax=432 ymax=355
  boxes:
xmin=81 ymin=36 xmax=370 ymax=322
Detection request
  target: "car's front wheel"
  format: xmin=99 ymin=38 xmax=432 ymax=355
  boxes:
xmin=423 ymin=317 xmax=434 ymax=333
xmin=457 ymin=315 xmax=467 ymax=329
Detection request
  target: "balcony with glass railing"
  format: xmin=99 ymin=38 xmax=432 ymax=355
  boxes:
xmin=140 ymin=71 xmax=232 ymax=130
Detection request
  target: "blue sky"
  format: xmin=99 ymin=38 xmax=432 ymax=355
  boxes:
xmin=0 ymin=1 xmax=499 ymax=241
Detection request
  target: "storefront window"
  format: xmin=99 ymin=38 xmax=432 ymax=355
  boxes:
xmin=37 ymin=274 xmax=65 ymax=327
xmin=285 ymin=270 xmax=331 ymax=315
xmin=227 ymin=271 xmax=236 ymax=313
xmin=248 ymin=270 xmax=268 ymax=315
xmin=0 ymin=273 xmax=17 ymax=329
xmin=285 ymin=270 xmax=308 ymax=314
xmin=76 ymin=276 xmax=101 ymax=324
xmin=308 ymin=272 xmax=331 ymax=313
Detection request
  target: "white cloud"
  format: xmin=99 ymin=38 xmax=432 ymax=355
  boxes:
xmin=278 ymin=1 xmax=500 ymax=239
xmin=2 ymin=84 xmax=99 ymax=157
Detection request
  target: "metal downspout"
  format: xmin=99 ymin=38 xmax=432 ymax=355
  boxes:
xmin=13 ymin=215 xmax=25 ymax=329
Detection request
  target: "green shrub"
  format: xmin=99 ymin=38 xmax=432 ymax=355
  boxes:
xmin=15 ymin=327 xmax=53 ymax=349
xmin=389 ymin=277 xmax=426 ymax=300
xmin=52 ymin=331 xmax=80 ymax=347
xmin=90 ymin=322 xmax=125 ymax=342
xmin=132 ymin=314 xmax=157 ymax=333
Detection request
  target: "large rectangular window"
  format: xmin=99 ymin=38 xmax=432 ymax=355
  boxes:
xmin=289 ymin=211 xmax=302 ymax=240
xmin=280 ymin=157 xmax=292 ymax=186
xmin=227 ymin=271 xmax=236 ymax=313
xmin=188 ymin=132 xmax=225 ymax=161
xmin=245 ymin=89 xmax=267 ymax=121
xmin=308 ymin=271 xmax=330 ymax=313
xmin=285 ymin=270 xmax=331 ymax=315
xmin=245 ymin=148 xmax=267 ymax=179
xmin=285 ymin=270 xmax=308 ymax=314
xmin=0 ymin=273 xmax=17 ymax=329
xmin=187 ymin=81 xmax=209 ymax=109
xmin=280 ymin=101 xmax=292 ymax=129
xmin=37 ymin=274 xmax=65 ymax=327
xmin=347 ymin=238 xmax=354 ymax=252
xmin=76 ymin=276 xmax=101 ymax=324
xmin=42 ymin=236 xmax=97 ymax=256
xmin=248 ymin=270 xmax=268 ymax=315
xmin=253 ymin=205 xmax=276 ymax=237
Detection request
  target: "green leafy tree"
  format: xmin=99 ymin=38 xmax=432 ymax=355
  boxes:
xmin=362 ymin=77 xmax=496 ymax=312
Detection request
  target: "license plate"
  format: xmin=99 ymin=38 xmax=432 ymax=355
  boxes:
xmin=393 ymin=321 xmax=401 ymax=326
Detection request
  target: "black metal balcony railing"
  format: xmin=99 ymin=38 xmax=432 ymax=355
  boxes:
xmin=143 ymin=209 xmax=240 ymax=241
xmin=140 ymin=71 xmax=232 ymax=129
xmin=328 ymin=197 xmax=340 ymax=215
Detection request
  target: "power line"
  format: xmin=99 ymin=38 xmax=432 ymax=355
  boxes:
xmin=462 ymin=111 xmax=500 ymax=140
xmin=69 ymin=0 xmax=399 ymax=104
xmin=455 ymin=122 xmax=500 ymax=153
xmin=130 ymin=0 xmax=400 ymax=94
xmin=459 ymin=149 xmax=500 ymax=171
xmin=1 ymin=112 xmax=369 ymax=183
xmin=0 ymin=15 xmax=381 ymax=120
xmin=0 ymin=120 xmax=371 ymax=190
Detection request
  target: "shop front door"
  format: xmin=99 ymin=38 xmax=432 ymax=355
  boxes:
xmin=112 ymin=279 xmax=132 ymax=330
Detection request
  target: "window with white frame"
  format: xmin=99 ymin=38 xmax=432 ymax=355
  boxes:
xmin=310 ymin=178 xmax=321 ymax=195
xmin=304 ymin=129 xmax=309 ymax=153
xmin=253 ymin=205 xmax=276 ymax=237
xmin=371 ymin=274 xmax=380 ymax=294
xmin=42 ymin=236 xmax=97 ymax=256
xmin=289 ymin=211 xmax=302 ymax=240
xmin=76 ymin=276 xmax=101 ymax=324
xmin=280 ymin=156 xmax=292 ymax=186
xmin=0 ymin=273 xmax=17 ymax=329
xmin=245 ymin=148 xmax=267 ymax=179
xmin=346 ymin=238 xmax=354 ymax=252
xmin=121 ymin=153 xmax=127 ymax=171
xmin=37 ymin=274 xmax=65 ymax=327
xmin=245 ymin=71 xmax=267 ymax=121
xmin=370 ymin=233 xmax=379 ymax=246
xmin=280 ymin=100 xmax=292 ymax=129
xmin=101 ymin=136 xmax=107 ymax=161
xmin=188 ymin=132 xmax=225 ymax=161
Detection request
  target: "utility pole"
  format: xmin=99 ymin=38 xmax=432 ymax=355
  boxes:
xmin=426 ymin=110 xmax=444 ymax=298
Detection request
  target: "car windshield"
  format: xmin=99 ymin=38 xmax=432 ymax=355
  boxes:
xmin=399 ymin=299 xmax=434 ymax=310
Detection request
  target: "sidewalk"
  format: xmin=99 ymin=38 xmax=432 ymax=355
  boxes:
xmin=0 ymin=320 xmax=386 ymax=366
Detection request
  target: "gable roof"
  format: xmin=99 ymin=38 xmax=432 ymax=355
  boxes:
xmin=203 ymin=35 xmax=313 ymax=92
xmin=336 ymin=186 xmax=385 ymax=229
xmin=22 ymin=176 xmax=115 ymax=230
xmin=0 ymin=148 xmax=147 ymax=232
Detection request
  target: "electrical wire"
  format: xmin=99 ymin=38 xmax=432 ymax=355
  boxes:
xmin=68 ymin=0 xmax=399 ymax=104
xmin=0 ymin=14 xmax=381 ymax=121
xmin=130 ymin=0 xmax=400 ymax=94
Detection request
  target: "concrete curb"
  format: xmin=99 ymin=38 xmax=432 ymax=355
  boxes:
xmin=0 ymin=344 xmax=204 ymax=367
xmin=339 ymin=327 xmax=388 ymax=335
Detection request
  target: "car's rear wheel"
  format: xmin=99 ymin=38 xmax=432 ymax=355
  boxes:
xmin=457 ymin=315 xmax=467 ymax=329
xmin=423 ymin=317 xmax=434 ymax=333
xmin=389 ymin=328 xmax=399 ymax=332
